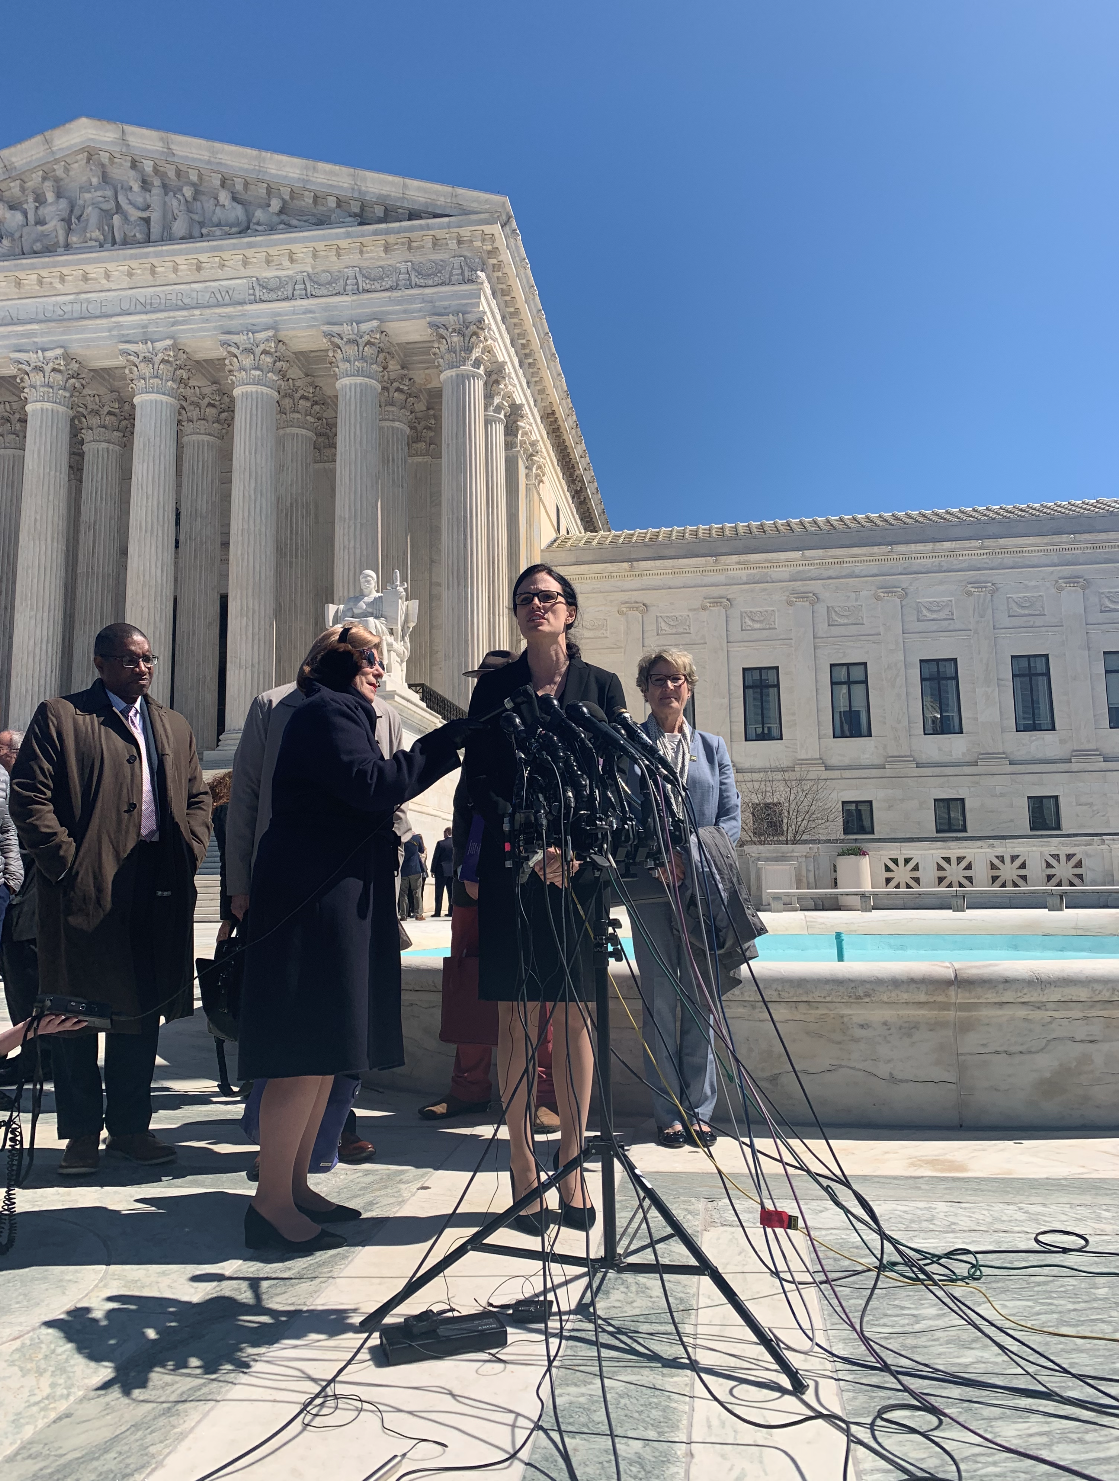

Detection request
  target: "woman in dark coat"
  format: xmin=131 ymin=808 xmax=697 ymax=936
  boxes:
xmin=462 ymin=564 xmax=625 ymax=1234
xmin=237 ymin=625 xmax=469 ymax=1253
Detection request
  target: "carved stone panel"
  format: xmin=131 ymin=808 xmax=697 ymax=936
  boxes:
xmin=1007 ymin=593 xmax=1046 ymax=617
xmin=916 ymin=599 xmax=955 ymax=622
xmin=1099 ymin=591 xmax=1119 ymax=613
xmin=826 ymin=604 xmax=864 ymax=626
xmin=655 ymin=613 xmax=691 ymax=636
xmin=580 ymin=615 xmax=609 ymax=638
xmin=740 ymin=608 xmax=776 ymax=630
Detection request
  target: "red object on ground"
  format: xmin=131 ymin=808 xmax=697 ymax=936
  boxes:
xmin=759 ymin=1208 xmax=800 ymax=1231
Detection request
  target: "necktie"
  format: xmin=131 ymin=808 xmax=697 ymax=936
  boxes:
xmin=125 ymin=704 xmax=159 ymax=842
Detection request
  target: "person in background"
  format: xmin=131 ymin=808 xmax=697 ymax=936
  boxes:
xmin=0 ymin=729 xmax=41 ymax=1089
xmin=225 ymin=626 xmax=412 ymax=1168
xmin=630 ymin=648 xmax=741 ymax=1150
xmin=398 ymin=832 xmax=426 ymax=920
xmin=431 ymin=828 xmax=453 ymax=917
xmin=9 ymin=624 xmax=212 ymax=1177
xmin=418 ymin=650 xmax=559 ymax=1134
xmin=208 ymin=771 xmax=234 ymax=942
xmin=0 ymin=728 xmax=22 ymax=939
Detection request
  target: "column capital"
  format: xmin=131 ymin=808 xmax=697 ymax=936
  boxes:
xmin=964 ymin=582 xmax=997 ymax=597
xmin=786 ymin=592 xmax=818 ymax=606
xmin=219 ymin=331 xmax=287 ymax=394
xmin=119 ymin=339 xmax=188 ymax=399
xmin=1055 ymin=577 xmax=1088 ymax=592
xmin=618 ymin=601 xmax=648 ymax=616
xmin=523 ymin=437 xmax=545 ymax=488
xmin=503 ymin=403 xmax=528 ymax=454
xmin=179 ymin=382 xmax=234 ymax=440
xmin=0 ymin=398 xmax=26 ymax=450
xmin=408 ymin=408 xmax=437 ymax=459
xmin=700 ymin=597 xmax=732 ymax=610
xmin=485 ymin=363 xmax=516 ymax=419
xmin=380 ymin=366 xmax=421 ymax=427
xmin=874 ymin=587 xmax=906 ymax=602
xmin=322 ymin=321 xmax=386 ymax=382
xmin=10 ymin=347 xmax=83 ymax=408
xmin=277 ymin=372 xmax=317 ymax=432
xmin=75 ymin=391 xmax=133 ymax=448
xmin=310 ymin=385 xmax=337 ymax=463
xmin=430 ymin=313 xmax=491 ymax=376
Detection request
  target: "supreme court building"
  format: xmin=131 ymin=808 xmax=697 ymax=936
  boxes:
xmin=0 ymin=118 xmax=603 ymax=750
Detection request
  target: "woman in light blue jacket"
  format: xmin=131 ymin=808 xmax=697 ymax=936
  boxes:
xmin=631 ymin=648 xmax=740 ymax=1148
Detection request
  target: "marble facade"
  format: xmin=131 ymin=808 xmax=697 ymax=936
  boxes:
xmin=555 ymin=501 xmax=1119 ymax=855
xmin=0 ymin=119 xmax=601 ymax=746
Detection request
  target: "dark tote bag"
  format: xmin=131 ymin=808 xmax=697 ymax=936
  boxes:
xmin=196 ymin=917 xmax=246 ymax=1043
xmin=438 ymin=904 xmax=498 ymax=1047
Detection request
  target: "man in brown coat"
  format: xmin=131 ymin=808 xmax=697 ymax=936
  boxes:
xmin=9 ymin=623 xmax=212 ymax=1175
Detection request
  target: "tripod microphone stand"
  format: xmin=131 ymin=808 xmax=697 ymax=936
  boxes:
xmin=359 ymin=869 xmax=807 ymax=1398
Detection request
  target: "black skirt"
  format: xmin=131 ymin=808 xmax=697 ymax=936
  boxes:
xmin=477 ymin=865 xmax=599 ymax=1003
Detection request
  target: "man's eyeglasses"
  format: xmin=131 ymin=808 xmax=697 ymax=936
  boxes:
xmin=104 ymin=654 xmax=158 ymax=670
xmin=648 ymin=673 xmax=688 ymax=689
xmin=514 ymin=591 xmax=566 ymax=609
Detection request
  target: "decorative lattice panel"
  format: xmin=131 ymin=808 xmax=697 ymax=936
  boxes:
xmin=1043 ymin=852 xmax=1085 ymax=887
xmin=883 ymin=856 xmax=921 ymax=890
xmin=988 ymin=853 xmax=1028 ymax=888
xmin=935 ymin=854 xmax=975 ymax=888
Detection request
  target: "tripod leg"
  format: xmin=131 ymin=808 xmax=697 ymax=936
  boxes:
xmin=215 ymin=1038 xmax=235 ymax=1097
xmin=615 ymin=1145 xmax=808 ymax=1396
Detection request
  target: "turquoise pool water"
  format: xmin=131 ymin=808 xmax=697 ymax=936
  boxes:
xmin=404 ymin=933 xmax=1119 ymax=963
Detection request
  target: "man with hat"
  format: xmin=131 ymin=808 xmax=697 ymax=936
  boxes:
xmin=418 ymin=652 xmax=559 ymax=1130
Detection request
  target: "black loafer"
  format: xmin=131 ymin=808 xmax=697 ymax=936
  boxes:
xmin=244 ymin=1204 xmax=346 ymax=1253
xmin=691 ymin=1125 xmax=718 ymax=1148
xmin=296 ymin=1202 xmax=362 ymax=1224
xmin=657 ymin=1126 xmax=688 ymax=1149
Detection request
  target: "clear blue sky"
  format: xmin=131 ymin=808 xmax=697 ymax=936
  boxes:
xmin=2 ymin=1 xmax=1117 ymax=531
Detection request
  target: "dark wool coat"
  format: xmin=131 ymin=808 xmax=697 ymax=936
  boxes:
xmin=462 ymin=652 xmax=626 ymax=1003
xmin=9 ymin=680 xmax=212 ymax=1032
xmin=236 ymin=683 xmax=462 ymax=1079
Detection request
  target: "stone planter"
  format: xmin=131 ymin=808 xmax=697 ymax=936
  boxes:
xmin=836 ymin=853 xmax=871 ymax=910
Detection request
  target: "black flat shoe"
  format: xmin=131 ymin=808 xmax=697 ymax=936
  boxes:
xmin=244 ymin=1203 xmax=347 ymax=1253
xmin=691 ymin=1125 xmax=718 ymax=1149
xmin=296 ymin=1201 xmax=362 ymax=1224
xmin=657 ymin=1126 xmax=688 ymax=1149
xmin=509 ymin=1170 xmax=548 ymax=1237
xmin=552 ymin=1150 xmax=596 ymax=1230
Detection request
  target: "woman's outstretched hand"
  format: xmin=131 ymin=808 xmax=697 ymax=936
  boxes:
xmin=534 ymin=846 xmax=580 ymax=887
xmin=438 ymin=717 xmax=483 ymax=750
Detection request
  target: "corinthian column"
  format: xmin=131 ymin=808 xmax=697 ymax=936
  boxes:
xmin=71 ymin=393 xmax=133 ymax=691
xmin=380 ymin=365 xmax=417 ymax=589
xmin=1055 ymin=577 xmax=1101 ymax=764
xmin=220 ymin=331 xmax=285 ymax=738
xmin=786 ymin=593 xmax=822 ymax=767
xmin=484 ymin=364 xmax=514 ymax=652
xmin=8 ymin=349 xmax=83 ymax=727
xmin=119 ymin=339 xmax=187 ymax=703
xmin=874 ymin=587 xmax=914 ymax=768
xmin=0 ymin=400 xmax=26 ymax=724
xmin=323 ymin=321 xmax=384 ymax=601
xmin=503 ymin=405 xmax=527 ymax=650
xmin=176 ymin=384 xmax=232 ymax=750
xmin=312 ymin=396 xmax=337 ymax=626
xmin=406 ymin=409 xmax=436 ymax=684
xmin=963 ymin=583 xmax=1008 ymax=767
xmin=276 ymin=373 xmax=317 ymax=684
xmin=431 ymin=314 xmax=491 ymax=707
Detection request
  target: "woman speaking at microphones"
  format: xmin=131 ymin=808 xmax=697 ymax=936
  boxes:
xmin=461 ymin=564 xmax=625 ymax=1233
xmin=237 ymin=624 xmax=474 ymax=1254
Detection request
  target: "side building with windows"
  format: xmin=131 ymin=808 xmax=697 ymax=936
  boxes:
xmin=553 ymin=499 xmax=1119 ymax=901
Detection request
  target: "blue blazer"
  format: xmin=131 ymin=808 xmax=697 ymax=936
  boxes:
xmin=640 ymin=716 xmax=741 ymax=843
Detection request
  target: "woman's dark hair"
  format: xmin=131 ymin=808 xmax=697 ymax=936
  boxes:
xmin=297 ymin=624 xmax=383 ymax=693
xmin=208 ymin=770 xmax=233 ymax=809
xmin=511 ymin=563 xmax=581 ymax=659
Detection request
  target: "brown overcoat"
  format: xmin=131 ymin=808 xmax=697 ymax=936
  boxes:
xmin=8 ymin=680 xmax=212 ymax=1032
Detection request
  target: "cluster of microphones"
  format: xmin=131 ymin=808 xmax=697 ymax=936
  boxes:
xmin=479 ymin=685 xmax=687 ymax=877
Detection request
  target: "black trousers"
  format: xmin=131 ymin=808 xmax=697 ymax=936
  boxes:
xmin=52 ymin=1021 xmax=161 ymax=1138
xmin=434 ymin=878 xmax=450 ymax=915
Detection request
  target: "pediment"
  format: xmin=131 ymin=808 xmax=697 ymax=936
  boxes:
xmin=0 ymin=118 xmax=504 ymax=263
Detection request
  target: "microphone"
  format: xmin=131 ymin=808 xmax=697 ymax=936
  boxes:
xmin=566 ymin=702 xmax=647 ymax=765
xmin=499 ymin=710 xmax=529 ymax=751
xmin=536 ymin=730 xmax=591 ymax=803
xmin=609 ymin=707 xmax=683 ymax=786
xmin=504 ymin=684 xmax=541 ymax=731
xmin=537 ymin=693 xmax=603 ymax=774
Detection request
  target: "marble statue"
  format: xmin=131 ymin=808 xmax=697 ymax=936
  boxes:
xmin=23 ymin=181 xmax=71 ymax=254
xmin=202 ymin=187 xmax=249 ymax=238
xmin=0 ymin=203 xmax=26 ymax=257
xmin=168 ymin=183 xmax=205 ymax=240
xmin=68 ymin=164 xmax=117 ymax=248
xmin=327 ymin=569 xmax=419 ymax=691
xmin=113 ymin=167 xmax=153 ymax=245
xmin=249 ymin=193 xmax=303 ymax=233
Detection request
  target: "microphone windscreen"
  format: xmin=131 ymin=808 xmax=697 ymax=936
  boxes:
xmin=537 ymin=693 xmax=559 ymax=717
xmin=571 ymin=700 xmax=608 ymax=722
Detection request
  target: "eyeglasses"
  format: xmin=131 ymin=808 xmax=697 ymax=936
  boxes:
xmin=648 ymin=673 xmax=688 ymax=689
xmin=103 ymin=654 xmax=158 ymax=670
xmin=360 ymin=649 xmax=385 ymax=670
xmin=514 ymin=591 xmax=566 ymax=610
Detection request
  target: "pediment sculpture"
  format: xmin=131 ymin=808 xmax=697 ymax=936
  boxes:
xmin=327 ymin=570 xmax=419 ymax=695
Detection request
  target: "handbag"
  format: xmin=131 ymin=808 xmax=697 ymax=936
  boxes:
xmin=678 ymin=827 xmax=767 ymax=987
xmin=196 ymin=916 xmax=246 ymax=1043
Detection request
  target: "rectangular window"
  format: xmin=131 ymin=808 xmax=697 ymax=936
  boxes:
xmin=1028 ymin=795 xmax=1062 ymax=831
xmin=831 ymin=662 xmax=871 ymax=738
xmin=742 ymin=666 xmax=783 ymax=741
xmin=934 ymin=797 xmax=968 ymax=833
xmin=920 ymin=658 xmax=963 ymax=735
xmin=842 ymin=800 xmax=874 ymax=836
xmin=1105 ymin=652 xmax=1119 ymax=729
xmin=1011 ymin=654 xmax=1055 ymax=732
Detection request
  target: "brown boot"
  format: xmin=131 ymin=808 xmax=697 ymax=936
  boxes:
xmin=105 ymin=1132 xmax=177 ymax=1166
xmin=59 ymin=1135 xmax=101 ymax=1176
